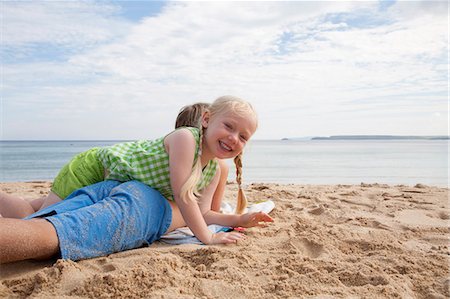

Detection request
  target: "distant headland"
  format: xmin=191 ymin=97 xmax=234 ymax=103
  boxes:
xmin=281 ymin=135 xmax=449 ymax=141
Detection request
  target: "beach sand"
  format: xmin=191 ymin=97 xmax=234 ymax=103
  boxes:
xmin=0 ymin=181 xmax=449 ymax=298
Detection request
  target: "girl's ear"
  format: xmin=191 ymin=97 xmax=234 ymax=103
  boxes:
xmin=201 ymin=111 xmax=210 ymax=128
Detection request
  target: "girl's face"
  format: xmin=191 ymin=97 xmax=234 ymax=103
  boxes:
xmin=202 ymin=110 xmax=257 ymax=160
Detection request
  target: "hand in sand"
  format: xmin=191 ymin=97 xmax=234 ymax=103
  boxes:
xmin=239 ymin=211 xmax=274 ymax=228
xmin=210 ymin=231 xmax=246 ymax=244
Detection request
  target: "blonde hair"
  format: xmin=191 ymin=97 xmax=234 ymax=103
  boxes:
xmin=179 ymin=96 xmax=257 ymax=215
xmin=177 ymin=102 xmax=210 ymax=202
xmin=234 ymin=153 xmax=247 ymax=214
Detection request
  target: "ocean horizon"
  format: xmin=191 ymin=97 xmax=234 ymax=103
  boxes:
xmin=0 ymin=139 xmax=448 ymax=187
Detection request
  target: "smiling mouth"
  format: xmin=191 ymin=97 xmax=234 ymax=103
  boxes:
xmin=219 ymin=140 xmax=232 ymax=152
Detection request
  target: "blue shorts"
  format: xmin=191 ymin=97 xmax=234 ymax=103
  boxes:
xmin=25 ymin=180 xmax=172 ymax=261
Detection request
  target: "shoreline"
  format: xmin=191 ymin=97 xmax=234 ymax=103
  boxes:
xmin=1 ymin=182 xmax=449 ymax=298
xmin=1 ymin=180 xmax=448 ymax=188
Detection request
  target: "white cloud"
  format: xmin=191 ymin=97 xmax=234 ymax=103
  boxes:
xmin=2 ymin=2 xmax=128 ymax=47
xmin=1 ymin=1 xmax=448 ymax=140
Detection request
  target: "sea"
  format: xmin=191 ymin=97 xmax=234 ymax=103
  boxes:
xmin=0 ymin=140 xmax=448 ymax=187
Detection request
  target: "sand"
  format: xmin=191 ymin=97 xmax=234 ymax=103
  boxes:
xmin=0 ymin=181 xmax=449 ymax=298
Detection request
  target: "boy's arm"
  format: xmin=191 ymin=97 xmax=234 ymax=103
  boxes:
xmin=199 ymin=166 xmax=274 ymax=227
xmin=203 ymin=208 xmax=274 ymax=228
xmin=203 ymin=210 xmax=240 ymax=227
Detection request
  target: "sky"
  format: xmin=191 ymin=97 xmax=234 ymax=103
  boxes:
xmin=1 ymin=0 xmax=448 ymax=140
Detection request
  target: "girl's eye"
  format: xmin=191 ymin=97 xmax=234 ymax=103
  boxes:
xmin=240 ymin=135 xmax=248 ymax=142
xmin=224 ymin=123 xmax=232 ymax=129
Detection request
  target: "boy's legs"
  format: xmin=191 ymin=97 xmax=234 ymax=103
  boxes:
xmin=46 ymin=181 xmax=172 ymax=260
xmin=42 ymin=180 xmax=171 ymax=261
xmin=0 ymin=192 xmax=62 ymax=219
xmin=36 ymin=192 xmax=63 ymax=210
xmin=0 ymin=218 xmax=59 ymax=264
xmin=26 ymin=180 xmax=120 ymax=218
xmin=0 ymin=148 xmax=103 ymax=219
xmin=0 ymin=192 xmax=36 ymax=218
xmin=0 ymin=181 xmax=121 ymax=263
xmin=1 ymin=180 xmax=171 ymax=263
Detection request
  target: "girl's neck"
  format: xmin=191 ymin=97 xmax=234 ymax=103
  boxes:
xmin=200 ymin=135 xmax=214 ymax=167
xmin=200 ymin=147 xmax=214 ymax=167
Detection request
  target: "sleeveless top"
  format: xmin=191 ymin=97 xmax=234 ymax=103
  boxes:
xmin=97 ymin=127 xmax=218 ymax=200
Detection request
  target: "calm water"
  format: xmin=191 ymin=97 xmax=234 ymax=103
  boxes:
xmin=0 ymin=140 xmax=448 ymax=187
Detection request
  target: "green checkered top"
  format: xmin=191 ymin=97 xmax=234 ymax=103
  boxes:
xmin=97 ymin=127 xmax=218 ymax=200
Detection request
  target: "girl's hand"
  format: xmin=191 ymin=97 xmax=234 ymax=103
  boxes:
xmin=239 ymin=212 xmax=274 ymax=228
xmin=209 ymin=231 xmax=246 ymax=244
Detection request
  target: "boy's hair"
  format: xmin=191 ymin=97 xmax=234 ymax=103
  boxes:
xmin=180 ymin=96 xmax=257 ymax=215
xmin=175 ymin=102 xmax=210 ymax=129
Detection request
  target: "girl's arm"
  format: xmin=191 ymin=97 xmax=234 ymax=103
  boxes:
xmin=165 ymin=129 xmax=243 ymax=245
xmin=210 ymin=160 xmax=228 ymax=212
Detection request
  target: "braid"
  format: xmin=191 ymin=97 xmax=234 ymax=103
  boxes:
xmin=234 ymin=153 xmax=248 ymax=214
xmin=197 ymin=120 xmax=203 ymax=157
xmin=179 ymin=124 xmax=203 ymax=202
xmin=234 ymin=154 xmax=242 ymax=186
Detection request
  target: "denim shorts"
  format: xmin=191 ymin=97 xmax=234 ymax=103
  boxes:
xmin=26 ymin=180 xmax=172 ymax=261
xmin=51 ymin=148 xmax=104 ymax=199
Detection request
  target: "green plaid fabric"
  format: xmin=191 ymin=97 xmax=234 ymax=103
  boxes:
xmin=97 ymin=127 xmax=217 ymax=200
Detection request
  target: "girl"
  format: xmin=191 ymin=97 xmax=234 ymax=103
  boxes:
xmin=0 ymin=100 xmax=234 ymax=217
xmin=175 ymin=102 xmax=230 ymax=213
xmin=0 ymin=96 xmax=272 ymax=246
